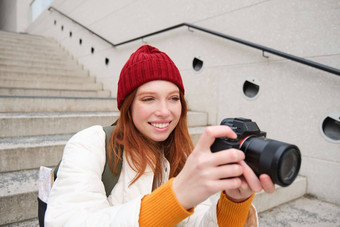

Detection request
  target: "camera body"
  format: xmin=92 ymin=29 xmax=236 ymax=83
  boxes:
xmin=211 ymin=118 xmax=301 ymax=187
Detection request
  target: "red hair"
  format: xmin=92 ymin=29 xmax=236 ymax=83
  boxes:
xmin=108 ymin=89 xmax=193 ymax=185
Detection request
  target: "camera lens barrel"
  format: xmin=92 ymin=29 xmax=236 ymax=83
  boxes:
xmin=241 ymin=137 xmax=301 ymax=187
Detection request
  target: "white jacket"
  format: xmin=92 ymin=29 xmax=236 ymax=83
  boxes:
xmin=45 ymin=125 xmax=257 ymax=226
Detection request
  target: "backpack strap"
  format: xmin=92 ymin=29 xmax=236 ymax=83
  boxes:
xmin=53 ymin=126 xmax=122 ymax=197
xmin=102 ymin=126 xmax=122 ymax=197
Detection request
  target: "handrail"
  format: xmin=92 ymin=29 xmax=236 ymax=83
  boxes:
xmin=48 ymin=6 xmax=340 ymax=76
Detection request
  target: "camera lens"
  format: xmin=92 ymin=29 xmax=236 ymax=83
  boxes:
xmin=241 ymin=137 xmax=301 ymax=187
xmin=278 ymin=148 xmax=300 ymax=185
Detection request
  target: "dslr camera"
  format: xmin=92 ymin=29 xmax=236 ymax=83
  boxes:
xmin=210 ymin=118 xmax=301 ymax=187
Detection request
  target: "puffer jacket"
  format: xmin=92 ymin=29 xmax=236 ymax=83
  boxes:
xmin=45 ymin=125 xmax=258 ymax=226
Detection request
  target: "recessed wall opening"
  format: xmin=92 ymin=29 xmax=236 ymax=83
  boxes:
xmin=69 ymin=31 xmax=72 ymax=37
xmin=54 ymin=20 xmax=56 ymax=25
xmin=61 ymin=25 xmax=64 ymax=31
xmin=79 ymin=39 xmax=82 ymax=45
xmin=321 ymin=115 xmax=340 ymax=142
xmin=192 ymin=57 xmax=203 ymax=72
xmin=91 ymin=47 xmax=95 ymax=54
xmin=243 ymin=79 xmax=260 ymax=99
xmin=105 ymin=58 xmax=110 ymax=65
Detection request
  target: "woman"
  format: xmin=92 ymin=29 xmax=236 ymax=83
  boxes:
xmin=45 ymin=45 xmax=274 ymax=226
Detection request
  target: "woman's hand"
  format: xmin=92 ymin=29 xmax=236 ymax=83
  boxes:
xmin=172 ymin=126 xmax=247 ymax=210
xmin=224 ymin=161 xmax=275 ymax=203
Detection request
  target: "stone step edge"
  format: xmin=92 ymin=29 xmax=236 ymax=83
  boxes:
xmin=0 ymin=31 xmax=52 ymax=40
xmin=0 ymin=59 xmax=82 ymax=69
xmin=0 ymin=88 xmax=111 ymax=98
xmin=0 ymin=60 xmax=82 ymax=68
xmin=2 ymin=217 xmax=39 ymax=227
xmin=0 ymin=86 xmax=103 ymax=93
xmin=0 ymin=127 xmax=207 ymax=193
xmin=0 ymin=78 xmax=101 ymax=87
xmin=0 ymin=121 xmax=206 ymax=147
xmin=0 ymin=74 xmax=95 ymax=83
xmin=0 ymin=95 xmax=116 ymax=100
xmin=253 ymin=175 xmax=307 ymax=213
xmin=0 ymin=170 xmax=307 ymax=208
xmin=0 ymin=70 xmax=89 ymax=78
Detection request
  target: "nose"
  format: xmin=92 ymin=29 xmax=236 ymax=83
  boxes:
xmin=155 ymin=100 xmax=170 ymax=117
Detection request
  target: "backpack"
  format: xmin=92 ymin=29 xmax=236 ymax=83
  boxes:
xmin=37 ymin=126 xmax=122 ymax=227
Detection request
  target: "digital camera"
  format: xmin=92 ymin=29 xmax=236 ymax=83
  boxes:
xmin=210 ymin=118 xmax=301 ymax=187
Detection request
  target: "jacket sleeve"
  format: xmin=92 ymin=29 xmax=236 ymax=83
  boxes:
xmin=45 ymin=126 xmax=141 ymax=227
xmin=178 ymin=193 xmax=258 ymax=227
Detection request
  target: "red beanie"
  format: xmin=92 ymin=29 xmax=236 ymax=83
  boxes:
xmin=117 ymin=45 xmax=184 ymax=110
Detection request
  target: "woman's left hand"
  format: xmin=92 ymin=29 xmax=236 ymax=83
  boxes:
xmin=224 ymin=161 xmax=275 ymax=203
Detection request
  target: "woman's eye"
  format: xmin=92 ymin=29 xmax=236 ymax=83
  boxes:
xmin=171 ymin=96 xmax=180 ymax=101
xmin=142 ymin=97 xmax=154 ymax=102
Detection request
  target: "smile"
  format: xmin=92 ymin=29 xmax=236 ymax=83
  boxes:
xmin=150 ymin=122 xmax=171 ymax=129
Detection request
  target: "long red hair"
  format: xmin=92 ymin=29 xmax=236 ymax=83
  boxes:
xmin=108 ymin=89 xmax=193 ymax=185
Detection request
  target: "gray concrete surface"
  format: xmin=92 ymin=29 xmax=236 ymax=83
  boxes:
xmin=259 ymin=195 xmax=340 ymax=227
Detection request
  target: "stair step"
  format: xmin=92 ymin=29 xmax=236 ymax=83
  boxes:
xmin=0 ymin=87 xmax=110 ymax=97
xmin=0 ymin=80 xmax=101 ymax=92
xmin=0 ymin=43 xmax=63 ymax=53
xmin=0 ymin=69 xmax=89 ymax=78
xmin=0 ymin=78 xmax=101 ymax=90
xmin=0 ymin=30 xmax=52 ymax=42
xmin=0 ymin=44 xmax=71 ymax=56
xmin=0 ymin=96 xmax=117 ymax=113
xmin=253 ymin=175 xmax=307 ymax=213
xmin=0 ymin=111 xmax=206 ymax=138
xmin=0 ymin=134 xmax=71 ymax=172
xmin=0 ymin=125 xmax=207 ymax=173
xmin=0 ymin=50 xmax=73 ymax=62
xmin=0 ymin=112 xmax=120 ymax=138
xmin=4 ymin=218 xmax=39 ymax=227
xmin=0 ymin=36 xmax=60 ymax=46
xmin=0 ymin=57 xmax=83 ymax=70
xmin=0 ymin=63 xmax=85 ymax=75
xmin=0 ymin=36 xmax=58 ymax=48
xmin=0 ymin=169 xmax=39 ymax=225
xmin=0 ymin=34 xmax=54 ymax=48
xmin=0 ymin=72 xmax=95 ymax=83
xmin=0 ymin=56 xmax=81 ymax=69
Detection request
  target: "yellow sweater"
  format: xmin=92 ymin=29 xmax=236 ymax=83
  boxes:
xmin=139 ymin=178 xmax=254 ymax=226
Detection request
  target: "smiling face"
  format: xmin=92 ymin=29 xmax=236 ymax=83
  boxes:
xmin=131 ymin=80 xmax=182 ymax=142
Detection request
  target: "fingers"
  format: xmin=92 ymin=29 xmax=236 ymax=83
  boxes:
xmin=212 ymin=148 xmax=245 ymax=166
xmin=239 ymin=162 xmax=275 ymax=193
xmin=213 ymin=163 xmax=243 ymax=180
xmin=239 ymin=161 xmax=262 ymax=192
xmin=195 ymin=126 xmax=237 ymax=153
xmin=259 ymin=174 xmax=275 ymax=193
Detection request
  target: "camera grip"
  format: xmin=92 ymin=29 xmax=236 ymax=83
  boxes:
xmin=210 ymin=137 xmax=239 ymax=153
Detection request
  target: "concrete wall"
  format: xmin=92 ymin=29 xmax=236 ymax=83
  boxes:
xmin=14 ymin=0 xmax=340 ymax=204
xmin=0 ymin=0 xmax=31 ymax=33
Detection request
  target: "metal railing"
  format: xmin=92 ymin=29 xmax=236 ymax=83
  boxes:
xmin=48 ymin=6 xmax=340 ymax=76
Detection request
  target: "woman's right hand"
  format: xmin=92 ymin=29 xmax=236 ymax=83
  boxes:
xmin=172 ymin=126 xmax=246 ymax=210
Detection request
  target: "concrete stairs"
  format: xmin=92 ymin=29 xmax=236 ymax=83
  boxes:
xmin=0 ymin=30 xmax=307 ymax=226
xmin=0 ymin=30 xmax=208 ymax=226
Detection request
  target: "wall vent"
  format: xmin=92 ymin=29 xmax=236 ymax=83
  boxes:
xmin=321 ymin=113 xmax=340 ymax=142
xmin=243 ymin=78 xmax=260 ymax=99
xmin=192 ymin=57 xmax=203 ymax=72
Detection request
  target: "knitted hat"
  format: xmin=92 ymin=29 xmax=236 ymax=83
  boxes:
xmin=117 ymin=45 xmax=184 ymax=109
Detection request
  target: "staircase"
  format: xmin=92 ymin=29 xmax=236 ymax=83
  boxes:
xmin=0 ymin=30 xmax=307 ymax=226
xmin=0 ymin=30 xmax=208 ymax=226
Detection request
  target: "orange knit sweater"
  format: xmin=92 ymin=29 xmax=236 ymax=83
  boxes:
xmin=139 ymin=178 xmax=254 ymax=226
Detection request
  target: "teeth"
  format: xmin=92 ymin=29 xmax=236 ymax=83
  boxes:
xmin=151 ymin=122 xmax=169 ymax=129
